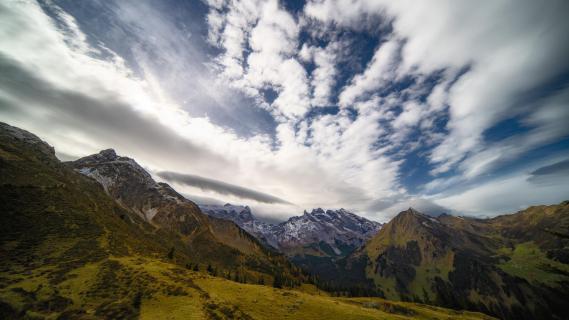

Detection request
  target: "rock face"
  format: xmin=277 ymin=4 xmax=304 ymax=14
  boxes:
xmin=70 ymin=149 xmax=206 ymax=236
xmin=340 ymin=206 xmax=569 ymax=320
xmin=200 ymin=205 xmax=382 ymax=259
xmin=275 ymin=208 xmax=382 ymax=256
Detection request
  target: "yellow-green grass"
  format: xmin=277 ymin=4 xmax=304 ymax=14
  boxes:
xmin=1 ymin=255 xmax=496 ymax=319
xmin=140 ymin=295 xmax=204 ymax=320
xmin=497 ymin=241 xmax=569 ymax=286
xmin=193 ymin=275 xmax=496 ymax=320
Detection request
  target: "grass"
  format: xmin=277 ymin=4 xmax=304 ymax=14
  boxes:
xmin=0 ymin=254 xmax=496 ymax=319
xmin=407 ymin=250 xmax=454 ymax=302
xmin=497 ymin=241 xmax=569 ymax=286
xmin=140 ymin=295 xmax=204 ymax=320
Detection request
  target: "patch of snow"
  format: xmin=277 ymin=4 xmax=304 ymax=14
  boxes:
xmin=144 ymin=207 xmax=158 ymax=221
xmin=77 ymin=167 xmax=92 ymax=175
xmin=332 ymin=246 xmax=341 ymax=255
xmin=428 ymin=216 xmax=440 ymax=224
xmin=76 ymin=167 xmax=115 ymax=193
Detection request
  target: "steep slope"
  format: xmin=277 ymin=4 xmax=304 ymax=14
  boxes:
xmin=71 ymin=149 xmax=207 ymax=236
xmin=344 ymin=206 xmax=569 ymax=320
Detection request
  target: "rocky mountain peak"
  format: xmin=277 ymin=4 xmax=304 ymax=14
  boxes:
xmin=71 ymin=149 xmax=153 ymax=186
xmin=200 ymin=204 xmax=383 ymax=257
xmin=98 ymin=148 xmax=118 ymax=160
xmin=389 ymin=208 xmax=442 ymax=231
xmin=200 ymin=204 xmax=255 ymax=224
xmin=69 ymin=149 xmax=199 ymax=228
xmin=312 ymin=208 xmax=325 ymax=214
xmin=406 ymin=207 xmax=423 ymax=215
xmin=71 ymin=148 xmax=118 ymax=165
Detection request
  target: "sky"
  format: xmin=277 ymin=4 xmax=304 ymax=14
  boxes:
xmin=1 ymin=0 xmax=569 ymax=222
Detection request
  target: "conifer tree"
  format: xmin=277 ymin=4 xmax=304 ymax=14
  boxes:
xmin=273 ymin=273 xmax=283 ymax=288
xmin=167 ymin=247 xmax=175 ymax=260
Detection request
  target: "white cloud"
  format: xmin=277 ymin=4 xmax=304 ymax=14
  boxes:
xmin=0 ymin=0 xmax=404 ymax=222
xmin=436 ymin=171 xmax=569 ymax=217
xmin=306 ymin=0 xmax=569 ymax=186
xmin=445 ymin=87 xmax=569 ymax=180
xmin=393 ymin=101 xmax=422 ymax=129
xmin=310 ymin=44 xmax=337 ymax=107
xmin=207 ymin=0 xmax=313 ymax=119
xmin=338 ymin=39 xmax=399 ymax=107
xmin=1 ymin=0 xmax=567 ymax=223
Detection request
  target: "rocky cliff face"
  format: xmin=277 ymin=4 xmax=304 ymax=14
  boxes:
xmin=275 ymin=208 xmax=382 ymax=256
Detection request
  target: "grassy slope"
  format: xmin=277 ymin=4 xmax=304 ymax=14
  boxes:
xmin=497 ymin=241 xmax=569 ymax=286
xmin=1 ymin=254 xmax=496 ymax=319
xmin=353 ymin=206 xmax=569 ymax=320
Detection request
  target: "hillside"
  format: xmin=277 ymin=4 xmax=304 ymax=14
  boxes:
xmin=0 ymin=123 xmax=496 ymax=319
xmin=343 ymin=206 xmax=569 ymax=320
xmin=0 ymin=254 xmax=495 ymax=320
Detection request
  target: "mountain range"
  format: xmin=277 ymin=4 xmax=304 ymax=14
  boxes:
xmin=1 ymin=121 xmax=568 ymax=320
xmin=199 ymin=204 xmax=383 ymax=284
xmin=199 ymin=204 xmax=382 ymax=255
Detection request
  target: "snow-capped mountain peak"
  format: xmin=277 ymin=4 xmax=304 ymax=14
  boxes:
xmin=199 ymin=204 xmax=383 ymax=257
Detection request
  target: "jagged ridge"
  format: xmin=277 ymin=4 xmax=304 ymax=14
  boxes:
xmin=200 ymin=204 xmax=383 ymax=257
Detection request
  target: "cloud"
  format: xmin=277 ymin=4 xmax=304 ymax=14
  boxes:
xmin=367 ymin=195 xmax=450 ymax=220
xmin=338 ymin=39 xmax=400 ymax=107
xmin=443 ymin=86 xmax=569 ymax=180
xmin=307 ymin=43 xmax=338 ymax=107
xmin=530 ymin=159 xmax=569 ymax=176
xmin=182 ymin=194 xmax=225 ymax=206
xmin=1 ymin=0 xmax=567 ymax=223
xmin=157 ymin=171 xmax=292 ymax=205
xmin=305 ymin=0 xmax=569 ymax=179
xmin=0 ymin=54 xmax=229 ymax=173
xmin=527 ymin=159 xmax=569 ymax=185
xmin=207 ymin=0 xmax=312 ymax=119
xmin=0 ymin=0 xmax=402 ymax=222
xmin=436 ymin=172 xmax=569 ymax=218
